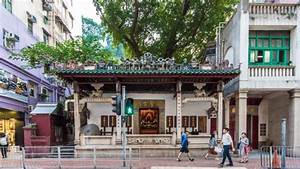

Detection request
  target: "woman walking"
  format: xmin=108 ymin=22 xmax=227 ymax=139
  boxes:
xmin=204 ymin=133 xmax=218 ymax=159
xmin=239 ymin=132 xmax=249 ymax=163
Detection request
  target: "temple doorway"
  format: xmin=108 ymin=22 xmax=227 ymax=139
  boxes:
xmin=139 ymin=108 xmax=159 ymax=134
xmin=132 ymin=99 xmax=165 ymax=134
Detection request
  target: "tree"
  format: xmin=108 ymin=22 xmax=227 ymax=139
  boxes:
xmin=10 ymin=37 xmax=113 ymax=71
xmin=82 ymin=17 xmax=125 ymax=59
xmin=94 ymin=0 xmax=238 ymax=61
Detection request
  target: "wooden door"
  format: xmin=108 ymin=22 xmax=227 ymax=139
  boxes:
xmin=252 ymin=115 xmax=259 ymax=149
xmin=210 ymin=118 xmax=216 ymax=134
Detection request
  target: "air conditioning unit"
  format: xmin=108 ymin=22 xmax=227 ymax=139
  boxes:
xmin=28 ymin=105 xmax=34 ymax=112
xmin=43 ymin=3 xmax=52 ymax=12
xmin=26 ymin=12 xmax=37 ymax=23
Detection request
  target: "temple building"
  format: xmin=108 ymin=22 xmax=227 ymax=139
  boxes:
xmin=56 ymin=53 xmax=239 ymax=153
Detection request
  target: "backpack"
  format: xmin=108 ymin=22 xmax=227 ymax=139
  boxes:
xmin=0 ymin=136 xmax=7 ymax=145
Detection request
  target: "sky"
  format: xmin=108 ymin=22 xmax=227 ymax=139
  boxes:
xmin=72 ymin=0 xmax=101 ymax=37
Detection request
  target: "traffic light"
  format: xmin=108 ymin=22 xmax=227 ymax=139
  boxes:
xmin=125 ymin=98 xmax=134 ymax=116
xmin=111 ymin=94 xmax=121 ymax=115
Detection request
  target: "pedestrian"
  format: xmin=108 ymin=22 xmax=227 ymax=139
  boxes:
xmin=219 ymin=128 xmax=235 ymax=167
xmin=239 ymin=132 xmax=249 ymax=163
xmin=0 ymin=132 xmax=8 ymax=158
xmin=204 ymin=133 xmax=218 ymax=159
xmin=177 ymin=130 xmax=194 ymax=162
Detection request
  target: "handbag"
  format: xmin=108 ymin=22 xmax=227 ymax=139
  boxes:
xmin=214 ymin=146 xmax=222 ymax=153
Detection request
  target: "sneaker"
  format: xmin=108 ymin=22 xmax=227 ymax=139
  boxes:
xmin=189 ymin=158 xmax=194 ymax=162
xmin=218 ymin=163 xmax=224 ymax=168
xmin=225 ymin=163 xmax=234 ymax=166
xmin=177 ymin=158 xmax=181 ymax=162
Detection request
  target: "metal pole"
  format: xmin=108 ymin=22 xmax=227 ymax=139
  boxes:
xmin=58 ymin=147 xmax=61 ymax=169
xmin=21 ymin=147 xmax=26 ymax=169
xmin=93 ymin=146 xmax=96 ymax=169
xmin=281 ymin=118 xmax=287 ymax=169
xmin=121 ymin=86 xmax=126 ymax=167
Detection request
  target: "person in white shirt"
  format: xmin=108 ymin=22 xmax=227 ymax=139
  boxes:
xmin=0 ymin=132 xmax=8 ymax=158
xmin=219 ymin=128 xmax=235 ymax=167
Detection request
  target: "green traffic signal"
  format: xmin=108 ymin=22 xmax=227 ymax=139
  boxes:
xmin=125 ymin=98 xmax=134 ymax=116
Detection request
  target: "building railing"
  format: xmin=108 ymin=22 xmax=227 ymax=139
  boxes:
xmin=248 ymin=66 xmax=295 ymax=78
xmin=0 ymin=88 xmax=28 ymax=103
xmin=261 ymin=146 xmax=300 ymax=169
xmin=249 ymin=3 xmax=297 ymax=15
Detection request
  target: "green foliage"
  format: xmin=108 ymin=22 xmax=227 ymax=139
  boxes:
xmin=94 ymin=0 xmax=238 ymax=61
xmin=10 ymin=37 xmax=114 ymax=70
xmin=82 ymin=16 xmax=125 ymax=59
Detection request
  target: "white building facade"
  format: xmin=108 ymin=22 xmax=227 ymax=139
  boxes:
xmin=219 ymin=0 xmax=300 ymax=148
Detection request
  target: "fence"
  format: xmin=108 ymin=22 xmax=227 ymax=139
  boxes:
xmin=261 ymin=146 xmax=300 ymax=169
xmin=1 ymin=146 xmax=139 ymax=169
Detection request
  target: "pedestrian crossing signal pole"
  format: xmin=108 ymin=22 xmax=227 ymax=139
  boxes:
xmin=121 ymin=86 xmax=127 ymax=167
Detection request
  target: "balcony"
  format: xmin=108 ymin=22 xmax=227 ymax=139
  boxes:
xmin=248 ymin=65 xmax=295 ymax=78
xmin=249 ymin=3 xmax=297 ymax=27
xmin=0 ymin=88 xmax=28 ymax=103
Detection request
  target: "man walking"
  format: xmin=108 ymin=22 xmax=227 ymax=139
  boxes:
xmin=177 ymin=130 xmax=194 ymax=162
xmin=219 ymin=128 xmax=235 ymax=167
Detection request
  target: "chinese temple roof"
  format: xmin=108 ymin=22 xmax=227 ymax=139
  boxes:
xmin=56 ymin=53 xmax=240 ymax=84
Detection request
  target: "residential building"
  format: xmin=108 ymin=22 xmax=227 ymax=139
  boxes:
xmin=0 ymin=1 xmax=67 ymax=146
xmin=2 ymin=0 xmax=74 ymax=45
xmin=218 ymin=0 xmax=300 ymax=148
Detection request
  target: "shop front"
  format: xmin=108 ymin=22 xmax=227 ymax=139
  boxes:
xmin=0 ymin=108 xmax=24 ymax=146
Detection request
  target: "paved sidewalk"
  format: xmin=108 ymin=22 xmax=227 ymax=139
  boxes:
xmin=151 ymin=167 xmax=247 ymax=169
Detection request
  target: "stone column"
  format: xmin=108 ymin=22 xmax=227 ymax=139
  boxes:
xmin=115 ymin=81 xmax=122 ymax=143
xmin=73 ymin=82 xmax=80 ymax=145
xmin=288 ymin=89 xmax=300 ymax=147
xmin=217 ymin=82 xmax=224 ymax=139
xmin=224 ymin=97 xmax=230 ymax=128
xmin=176 ymin=80 xmax=182 ymax=140
xmin=235 ymin=90 xmax=247 ymax=143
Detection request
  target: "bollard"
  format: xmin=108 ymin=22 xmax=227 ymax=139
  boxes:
xmin=281 ymin=118 xmax=287 ymax=169
xmin=21 ymin=147 xmax=26 ymax=169
xmin=58 ymin=147 xmax=62 ymax=169
xmin=93 ymin=146 xmax=96 ymax=169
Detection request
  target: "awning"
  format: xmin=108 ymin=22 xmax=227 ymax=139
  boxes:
xmin=30 ymin=103 xmax=58 ymax=115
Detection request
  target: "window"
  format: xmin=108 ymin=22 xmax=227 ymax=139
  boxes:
xmin=249 ymin=31 xmax=290 ymax=66
xmin=2 ymin=29 xmax=19 ymax=49
xmin=260 ymin=123 xmax=266 ymax=136
xmin=28 ymin=82 xmax=36 ymax=97
xmin=43 ymin=30 xmax=49 ymax=44
xmin=43 ymin=16 xmax=49 ymax=25
xmin=2 ymin=0 xmax=12 ymax=13
xmin=198 ymin=116 xmax=207 ymax=133
xmin=28 ymin=20 xmax=33 ymax=33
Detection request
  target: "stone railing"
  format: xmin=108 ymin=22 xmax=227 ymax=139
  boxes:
xmin=249 ymin=3 xmax=297 ymax=15
xmin=248 ymin=66 xmax=295 ymax=78
xmin=127 ymin=134 xmax=175 ymax=146
xmin=81 ymin=135 xmax=114 ymax=145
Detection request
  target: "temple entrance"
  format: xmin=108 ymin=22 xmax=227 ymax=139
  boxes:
xmin=139 ymin=108 xmax=159 ymax=134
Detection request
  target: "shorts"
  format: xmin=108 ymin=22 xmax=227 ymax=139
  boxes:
xmin=180 ymin=146 xmax=189 ymax=153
